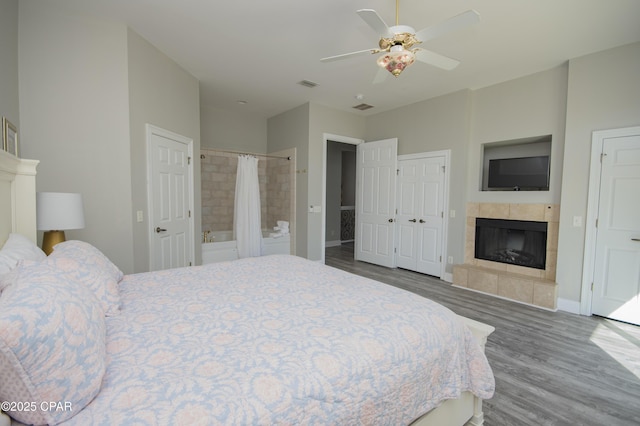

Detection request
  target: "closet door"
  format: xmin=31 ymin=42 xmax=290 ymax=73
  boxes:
xmin=396 ymin=159 xmax=421 ymax=270
xmin=396 ymin=155 xmax=445 ymax=277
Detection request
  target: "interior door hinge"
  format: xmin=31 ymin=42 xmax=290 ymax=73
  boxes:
xmin=591 ymin=282 xmax=594 ymax=291
xmin=189 ymin=261 xmax=192 ymax=267
xmin=441 ymin=211 xmax=444 ymax=218
xmin=439 ymin=255 xmax=442 ymax=262
xmin=396 ymin=169 xmax=399 ymax=175
xmin=188 ymin=156 xmax=191 ymax=165
xmin=600 ymin=152 xmax=607 ymax=163
xmin=442 ymin=165 xmax=445 ymax=173
xmin=595 ymin=218 xmax=598 ymax=228
xmin=188 ymin=210 xmax=191 ymax=218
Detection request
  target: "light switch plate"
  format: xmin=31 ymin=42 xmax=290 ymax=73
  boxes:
xmin=572 ymin=216 xmax=582 ymax=227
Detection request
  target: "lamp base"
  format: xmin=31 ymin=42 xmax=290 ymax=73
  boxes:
xmin=42 ymin=230 xmax=66 ymax=256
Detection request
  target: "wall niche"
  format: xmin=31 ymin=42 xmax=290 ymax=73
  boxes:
xmin=481 ymin=135 xmax=552 ymax=191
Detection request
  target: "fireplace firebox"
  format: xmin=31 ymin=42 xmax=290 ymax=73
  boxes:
xmin=475 ymin=218 xmax=547 ymax=270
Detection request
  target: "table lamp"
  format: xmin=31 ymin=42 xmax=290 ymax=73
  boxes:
xmin=36 ymin=192 xmax=85 ymax=255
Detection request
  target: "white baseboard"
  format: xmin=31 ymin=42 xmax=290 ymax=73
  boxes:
xmin=556 ymin=298 xmax=581 ymax=314
xmin=325 ymin=240 xmax=341 ymax=248
xmin=442 ymin=272 xmax=453 ymax=283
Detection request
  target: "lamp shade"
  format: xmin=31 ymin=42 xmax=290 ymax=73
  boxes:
xmin=36 ymin=192 xmax=85 ymax=231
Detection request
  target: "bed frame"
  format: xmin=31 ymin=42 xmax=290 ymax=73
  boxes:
xmin=0 ymin=150 xmax=38 ymax=426
xmin=0 ymin=151 xmax=494 ymax=426
xmin=411 ymin=316 xmax=494 ymax=426
xmin=0 ymin=150 xmax=38 ymax=245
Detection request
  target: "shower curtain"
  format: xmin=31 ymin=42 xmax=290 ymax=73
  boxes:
xmin=234 ymin=155 xmax=263 ymax=258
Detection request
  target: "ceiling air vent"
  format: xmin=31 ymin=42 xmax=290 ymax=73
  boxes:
xmin=353 ymin=103 xmax=374 ymax=111
xmin=297 ymin=80 xmax=318 ymax=88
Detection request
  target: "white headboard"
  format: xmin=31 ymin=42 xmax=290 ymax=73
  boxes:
xmin=0 ymin=150 xmax=39 ymax=245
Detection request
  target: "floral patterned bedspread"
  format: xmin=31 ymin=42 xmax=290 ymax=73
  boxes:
xmin=65 ymin=255 xmax=494 ymax=425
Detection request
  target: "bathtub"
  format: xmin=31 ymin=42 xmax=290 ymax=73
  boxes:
xmin=202 ymin=230 xmax=291 ymax=264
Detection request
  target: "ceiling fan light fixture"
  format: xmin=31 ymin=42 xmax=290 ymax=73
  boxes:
xmin=376 ymin=44 xmax=415 ymax=77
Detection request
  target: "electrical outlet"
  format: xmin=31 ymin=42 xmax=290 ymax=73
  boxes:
xmin=447 ymin=256 xmax=454 ymax=264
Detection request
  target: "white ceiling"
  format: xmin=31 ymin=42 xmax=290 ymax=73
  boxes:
xmin=52 ymin=0 xmax=640 ymax=119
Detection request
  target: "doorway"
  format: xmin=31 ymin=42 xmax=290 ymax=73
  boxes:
xmin=146 ymin=124 xmax=195 ymax=271
xmin=321 ymin=134 xmax=363 ymax=263
xmin=582 ymin=126 xmax=640 ymax=325
xmin=326 ymin=141 xmax=357 ymax=248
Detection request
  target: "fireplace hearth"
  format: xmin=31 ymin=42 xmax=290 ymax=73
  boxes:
xmin=475 ymin=218 xmax=547 ymax=270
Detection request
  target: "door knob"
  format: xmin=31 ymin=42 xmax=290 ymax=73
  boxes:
xmin=419 ymin=219 xmax=425 ymax=223
xmin=632 ymin=238 xmax=640 ymax=242
xmin=409 ymin=219 xmax=417 ymax=223
xmin=388 ymin=218 xmax=394 ymax=223
xmin=155 ymin=227 xmax=167 ymax=233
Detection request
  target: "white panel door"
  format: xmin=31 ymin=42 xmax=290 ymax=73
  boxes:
xmin=591 ymin=134 xmax=640 ymax=325
xmin=148 ymin=125 xmax=193 ymax=271
xmin=396 ymin=155 xmax=445 ymax=276
xmin=355 ymin=138 xmax=397 ymax=268
xmin=396 ymin=159 xmax=419 ymax=270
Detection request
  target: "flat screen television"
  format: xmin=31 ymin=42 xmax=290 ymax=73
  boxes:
xmin=487 ymin=155 xmax=550 ymax=190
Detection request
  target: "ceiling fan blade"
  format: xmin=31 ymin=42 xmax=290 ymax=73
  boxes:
xmin=415 ymin=49 xmax=460 ymax=70
xmin=357 ymin=9 xmax=393 ymax=38
xmin=320 ymin=48 xmax=377 ymax=63
xmin=415 ymin=10 xmax=480 ymax=43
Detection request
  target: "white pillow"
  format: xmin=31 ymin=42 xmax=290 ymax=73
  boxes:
xmin=0 ymin=234 xmax=46 ymax=276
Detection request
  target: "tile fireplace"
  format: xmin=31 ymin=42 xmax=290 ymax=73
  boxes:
xmin=453 ymin=203 xmax=559 ymax=310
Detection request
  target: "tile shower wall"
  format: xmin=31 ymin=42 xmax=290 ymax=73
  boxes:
xmin=200 ymin=149 xmax=293 ymax=235
xmin=266 ymin=156 xmax=292 ymax=231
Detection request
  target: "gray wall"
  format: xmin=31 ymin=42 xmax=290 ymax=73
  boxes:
xmin=127 ymin=29 xmax=201 ymax=272
xmin=469 ymin=65 xmax=567 ymax=205
xmin=19 ymin=1 xmax=134 ymax=272
xmin=0 ymin=0 xmax=19 ymax=135
xmin=267 ymin=103 xmax=310 ymax=257
xmin=557 ymin=41 xmax=640 ymax=303
xmin=18 ymin=1 xmax=200 ymax=274
xmin=200 ymin=104 xmax=267 ymax=153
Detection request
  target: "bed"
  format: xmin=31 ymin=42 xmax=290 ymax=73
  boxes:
xmin=0 ymin=152 xmax=495 ymax=426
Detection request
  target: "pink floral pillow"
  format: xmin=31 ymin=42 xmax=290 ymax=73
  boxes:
xmin=0 ymin=262 xmax=106 ymax=425
xmin=42 ymin=253 xmax=121 ymax=316
xmin=52 ymin=240 xmax=123 ymax=283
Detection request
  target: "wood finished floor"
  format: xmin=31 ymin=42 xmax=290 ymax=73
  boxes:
xmin=325 ymin=243 xmax=640 ymax=426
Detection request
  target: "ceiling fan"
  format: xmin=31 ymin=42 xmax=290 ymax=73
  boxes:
xmin=321 ymin=0 xmax=480 ymax=78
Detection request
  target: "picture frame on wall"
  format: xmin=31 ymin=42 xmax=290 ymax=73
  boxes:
xmin=2 ymin=117 xmax=18 ymax=157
